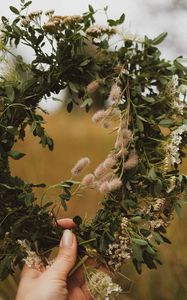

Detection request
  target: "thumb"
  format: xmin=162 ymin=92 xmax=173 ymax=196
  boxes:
xmin=48 ymin=229 xmax=77 ymax=281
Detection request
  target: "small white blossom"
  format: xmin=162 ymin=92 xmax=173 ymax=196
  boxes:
xmin=17 ymin=239 xmax=43 ymax=270
xmin=86 ymin=269 xmax=122 ymax=300
xmin=167 ymin=176 xmax=177 ymax=193
xmin=166 ymin=124 xmax=187 ymax=166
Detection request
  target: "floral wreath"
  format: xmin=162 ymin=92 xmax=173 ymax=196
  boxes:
xmin=0 ymin=1 xmax=187 ymax=298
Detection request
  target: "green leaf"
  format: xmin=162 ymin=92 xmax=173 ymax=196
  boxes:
xmin=88 ymin=4 xmax=94 ymax=13
xmin=67 ymin=101 xmax=73 ymax=113
xmin=80 ymin=98 xmax=93 ymax=108
xmin=152 ymin=32 xmax=167 ymax=45
xmin=146 ymin=245 xmax=156 ymax=256
xmin=132 ymin=238 xmax=148 ymax=246
xmin=60 ymin=197 xmax=67 ymax=211
xmin=174 ymin=59 xmax=186 ymax=71
xmin=159 ymin=118 xmax=173 ymax=127
xmin=148 ymin=167 xmax=157 ymax=180
xmin=154 ymin=179 xmax=163 ymax=196
xmin=136 ymin=117 xmax=144 ymax=132
xmin=59 ymin=193 xmax=71 ymax=201
xmin=80 ymin=59 xmax=90 ymax=67
xmin=142 ymin=96 xmax=155 ymax=103
xmin=9 ymin=6 xmax=20 ymax=14
xmin=5 ymin=86 xmax=15 ymax=102
xmin=132 ymin=243 xmax=143 ymax=261
xmin=73 ymin=216 xmax=82 ymax=225
xmin=8 ymin=150 xmax=25 ymax=160
xmin=107 ymin=13 xmax=125 ymax=26
xmin=174 ymin=202 xmax=183 ymax=218
xmin=130 ymin=216 xmax=142 ymax=223
xmin=153 ymin=232 xmax=164 ymax=244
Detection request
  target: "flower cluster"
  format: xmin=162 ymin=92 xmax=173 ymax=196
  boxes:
xmin=42 ymin=14 xmax=83 ymax=33
xmin=122 ymin=32 xmax=145 ymax=43
xmin=165 ymin=74 xmax=186 ymax=115
xmin=86 ymin=25 xmax=116 ymax=37
xmin=166 ymin=124 xmax=187 ymax=166
xmin=17 ymin=240 xmax=43 ymax=270
xmin=106 ymin=217 xmax=131 ymax=271
xmin=86 ymin=268 xmax=122 ymax=300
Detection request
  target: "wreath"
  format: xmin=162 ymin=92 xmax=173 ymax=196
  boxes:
xmin=0 ymin=1 xmax=187 ymax=298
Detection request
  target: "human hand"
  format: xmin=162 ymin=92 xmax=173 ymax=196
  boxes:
xmin=16 ymin=218 xmax=91 ymax=300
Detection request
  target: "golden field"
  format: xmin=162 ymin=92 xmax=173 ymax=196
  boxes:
xmin=1 ymin=108 xmax=187 ymax=300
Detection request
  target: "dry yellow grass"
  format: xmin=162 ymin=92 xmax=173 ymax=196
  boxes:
xmin=1 ymin=108 xmax=187 ymax=299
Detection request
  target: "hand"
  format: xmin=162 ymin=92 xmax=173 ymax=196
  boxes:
xmin=16 ymin=219 xmax=91 ymax=300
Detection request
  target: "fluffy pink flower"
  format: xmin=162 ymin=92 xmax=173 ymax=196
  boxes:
xmin=87 ymin=80 xmax=99 ymax=94
xmin=71 ymin=157 xmax=90 ymax=176
xmin=109 ymin=83 xmax=121 ymax=101
xmin=124 ymin=149 xmax=138 ymax=170
xmin=99 ymin=181 xmax=110 ymax=193
xmin=94 ymin=162 xmax=106 ymax=177
xmin=103 ymin=155 xmax=117 ymax=169
xmin=92 ymin=110 xmax=106 ymax=123
xmin=108 ymin=178 xmax=122 ymax=191
xmin=81 ymin=173 xmax=95 ymax=186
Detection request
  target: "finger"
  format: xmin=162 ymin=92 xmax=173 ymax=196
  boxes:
xmin=20 ymin=264 xmax=42 ymax=280
xmin=57 ymin=218 xmax=76 ymax=229
xmin=68 ymin=283 xmax=86 ymax=300
xmin=47 ymin=229 xmax=77 ymax=281
xmin=81 ymin=283 xmax=93 ymax=300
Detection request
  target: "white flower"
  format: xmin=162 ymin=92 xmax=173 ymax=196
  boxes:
xmin=123 ymin=33 xmax=145 ymax=43
xmin=172 ymin=74 xmax=179 ymax=88
xmin=86 ymin=269 xmax=122 ymax=300
xmin=17 ymin=239 xmax=43 ymax=270
xmin=166 ymin=124 xmax=187 ymax=166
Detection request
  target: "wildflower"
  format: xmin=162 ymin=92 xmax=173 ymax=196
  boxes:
xmin=87 ymin=80 xmax=99 ymax=94
xmin=153 ymin=198 xmax=165 ymax=212
xmin=62 ymin=15 xmax=82 ymax=25
xmin=99 ymin=181 xmax=110 ymax=193
xmin=106 ymin=83 xmax=121 ymax=107
xmin=71 ymin=157 xmax=90 ymax=176
xmin=108 ymin=178 xmax=122 ymax=191
xmin=150 ymin=219 xmax=165 ymax=229
xmin=124 ymin=149 xmax=138 ymax=170
xmin=101 ymin=120 xmax=111 ymax=129
xmin=166 ymin=176 xmax=176 ymax=193
xmin=92 ymin=109 xmax=106 ymax=123
xmin=121 ymin=217 xmax=129 ymax=229
xmin=106 ymin=218 xmax=131 ymax=270
xmin=21 ymin=17 xmax=31 ymax=28
xmin=17 ymin=240 xmax=43 ymax=270
xmin=103 ymin=154 xmax=117 ymax=169
xmin=45 ymin=9 xmax=55 ymax=16
xmin=123 ymin=33 xmax=145 ymax=43
xmin=172 ymin=74 xmax=179 ymax=88
xmin=28 ymin=10 xmax=43 ymax=19
xmin=167 ymin=124 xmax=187 ymax=165
xmin=81 ymin=173 xmax=95 ymax=186
xmin=86 ymin=268 xmax=122 ymax=300
xmin=94 ymin=162 xmax=106 ymax=178
xmin=86 ymin=25 xmax=115 ymax=37
xmin=99 ymin=178 xmax=122 ymax=193
xmin=97 ymin=172 xmax=114 ymax=186
xmin=178 ymin=84 xmax=187 ymax=95
xmin=115 ymin=128 xmax=132 ymax=154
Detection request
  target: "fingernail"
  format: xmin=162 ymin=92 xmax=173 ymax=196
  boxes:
xmin=60 ymin=229 xmax=73 ymax=248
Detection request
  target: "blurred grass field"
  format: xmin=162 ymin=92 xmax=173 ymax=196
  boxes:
xmin=1 ymin=108 xmax=187 ymax=300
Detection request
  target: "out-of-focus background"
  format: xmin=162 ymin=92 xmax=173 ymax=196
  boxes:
xmin=0 ymin=0 xmax=187 ymax=299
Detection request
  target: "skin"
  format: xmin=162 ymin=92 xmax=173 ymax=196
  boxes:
xmin=16 ymin=219 xmax=92 ymax=300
